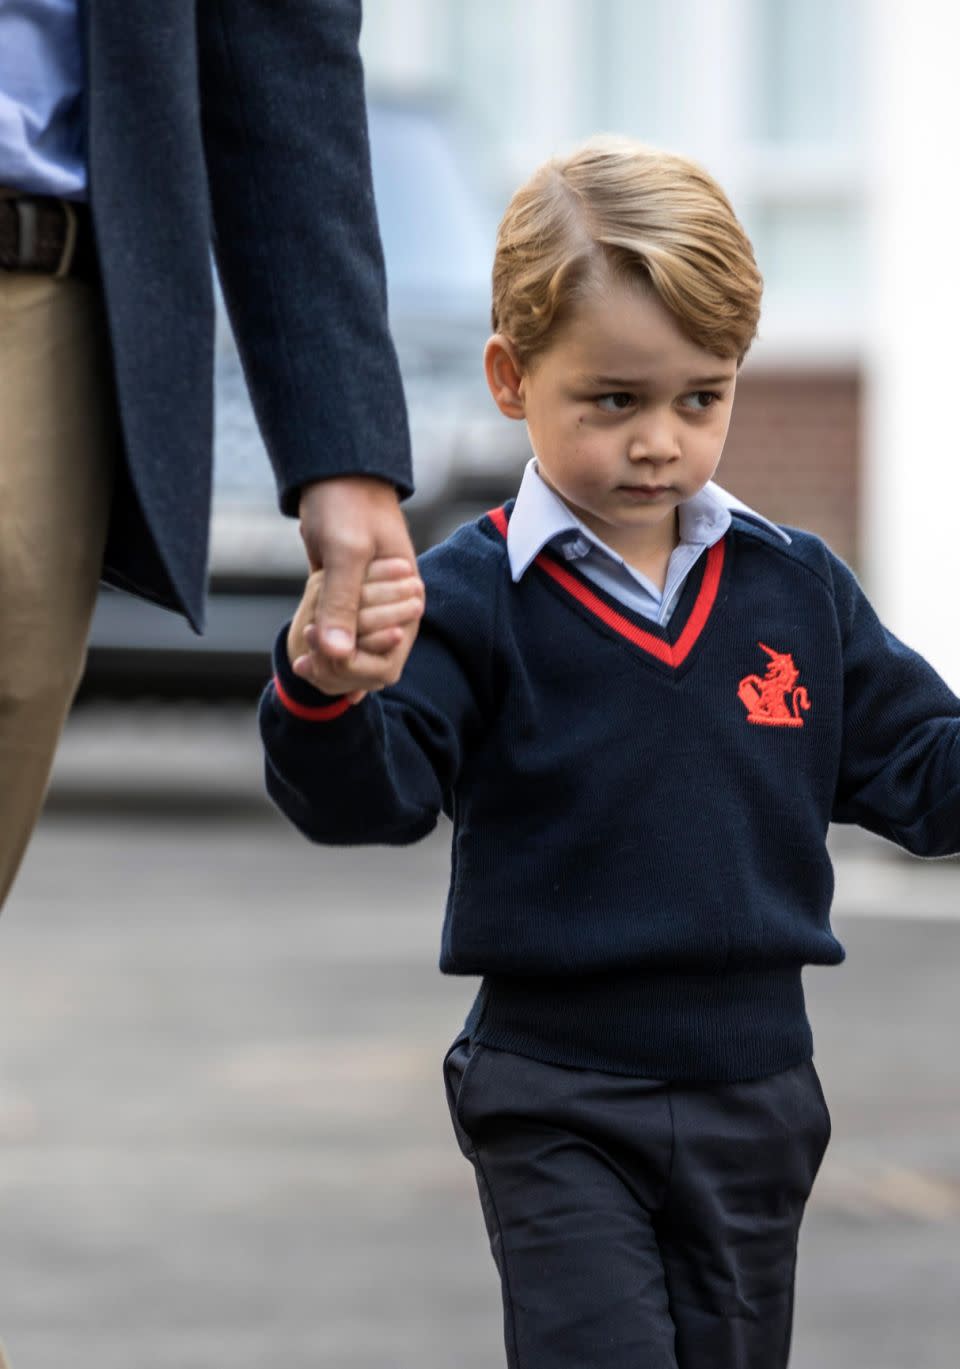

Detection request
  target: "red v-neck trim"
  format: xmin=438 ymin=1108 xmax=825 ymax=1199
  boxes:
xmin=486 ymin=504 xmax=725 ymax=669
xmin=536 ymin=543 xmax=725 ymax=666
xmin=488 ymin=506 xmax=510 ymax=538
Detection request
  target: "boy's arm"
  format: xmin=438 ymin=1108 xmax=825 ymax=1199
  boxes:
xmin=831 ymin=556 xmax=960 ymax=855
xmin=258 ymin=541 xmax=497 ymax=846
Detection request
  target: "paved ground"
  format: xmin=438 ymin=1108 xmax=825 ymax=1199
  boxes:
xmin=0 ymin=702 xmax=957 ymax=1369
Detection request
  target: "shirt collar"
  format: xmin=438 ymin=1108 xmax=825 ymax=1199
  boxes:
xmin=505 ymin=458 xmax=790 ymax=583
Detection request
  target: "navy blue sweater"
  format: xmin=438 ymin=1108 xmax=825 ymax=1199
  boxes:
xmin=259 ymin=505 xmax=960 ymax=1081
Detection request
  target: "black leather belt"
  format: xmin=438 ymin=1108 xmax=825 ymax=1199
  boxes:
xmin=0 ymin=193 xmax=97 ymax=280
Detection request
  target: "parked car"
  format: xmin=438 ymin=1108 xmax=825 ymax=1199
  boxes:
xmin=82 ymin=99 xmax=527 ymax=693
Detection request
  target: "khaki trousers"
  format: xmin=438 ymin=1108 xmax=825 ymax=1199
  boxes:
xmin=0 ymin=273 xmax=117 ymax=910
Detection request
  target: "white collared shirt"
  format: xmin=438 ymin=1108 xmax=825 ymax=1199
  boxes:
xmin=506 ymin=458 xmax=791 ymax=626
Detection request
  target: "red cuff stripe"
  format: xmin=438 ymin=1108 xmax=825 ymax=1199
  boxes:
xmin=273 ymin=675 xmax=353 ymax=722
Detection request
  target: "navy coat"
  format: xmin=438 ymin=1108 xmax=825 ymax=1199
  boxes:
xmin=81 ymin=0 xmax=412 ymax=630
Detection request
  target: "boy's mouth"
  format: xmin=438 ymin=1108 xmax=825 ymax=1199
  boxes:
xmin=619 ymin=483 xmax=671 ymax=499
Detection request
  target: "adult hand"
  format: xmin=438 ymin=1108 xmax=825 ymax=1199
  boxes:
xmin=288 ymin=559 xmax=425 ymax=704
xmin=298 ymin=476 xmax=422 ymax=696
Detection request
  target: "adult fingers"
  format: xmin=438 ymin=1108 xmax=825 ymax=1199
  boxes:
xmin=314 ymin=532 xmax=373 ymax=658
xmin=298 ymin=478 xmax=419 ymax=661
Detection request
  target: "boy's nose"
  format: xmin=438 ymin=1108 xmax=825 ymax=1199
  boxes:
xmin=627 ymin=417 xmax=680 ymax=464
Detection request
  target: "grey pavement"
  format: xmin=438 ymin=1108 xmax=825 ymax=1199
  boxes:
xmin=0 ymin=702 xmax=957 ymax=1369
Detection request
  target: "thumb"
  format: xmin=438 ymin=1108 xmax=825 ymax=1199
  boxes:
xmin=315 ymin=540 xmax=369 ymax=658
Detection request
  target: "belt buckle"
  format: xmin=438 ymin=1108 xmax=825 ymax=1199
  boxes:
xmin=13 ymin=200 xmax=37 ymax=267
xmin=12 ymin=198 xmax=78 ymax=276
xmin=53 ymin=201 xmax=78 ymax=278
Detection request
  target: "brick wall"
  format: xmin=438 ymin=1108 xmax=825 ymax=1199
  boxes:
xmin=721 ymin=367 xmax=862 ymax=567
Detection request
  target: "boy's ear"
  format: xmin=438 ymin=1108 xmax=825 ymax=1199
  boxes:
xmin=484 ymin=335 xmax=527 ymax=420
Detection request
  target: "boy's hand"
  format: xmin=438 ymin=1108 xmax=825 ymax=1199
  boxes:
xmin=286 ymin=557 xmax=425 ymax=704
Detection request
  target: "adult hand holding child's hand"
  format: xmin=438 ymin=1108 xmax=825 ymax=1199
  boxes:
xmin=299 ymin=476 xmax=417 ymax=637
xmin=287 ymin=557 xmax=425 ymax=704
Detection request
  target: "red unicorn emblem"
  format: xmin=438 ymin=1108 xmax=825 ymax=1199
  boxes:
xmin=737 ymin=642 xmax=811 ymax=728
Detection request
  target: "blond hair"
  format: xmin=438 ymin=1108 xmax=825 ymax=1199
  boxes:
xmin=491 ymin=136 xmax=762 ymax=365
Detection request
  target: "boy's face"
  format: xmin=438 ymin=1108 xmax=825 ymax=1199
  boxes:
xmin=485 ymin=273 xmax=739 ymax=564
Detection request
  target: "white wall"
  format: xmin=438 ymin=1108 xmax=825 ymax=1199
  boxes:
xmin=862 ymin=0 xmax=960 ymax=688
xmin=359 ymin=0 xmax=863 ymax=360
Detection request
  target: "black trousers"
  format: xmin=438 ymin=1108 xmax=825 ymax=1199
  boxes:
xmin=443 ymin=1037 xmax=831 ymax=1369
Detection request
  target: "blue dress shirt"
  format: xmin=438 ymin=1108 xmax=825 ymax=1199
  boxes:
xmin=507 ymin=458 xmax=791 ymax=625
xmin=0 ymin=0 xmax=85 ymax=198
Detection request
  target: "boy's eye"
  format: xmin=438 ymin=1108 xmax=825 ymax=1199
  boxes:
xmin=595 ymin=392 xmax=636 ymax=412
xmin=682 ymin=390 xmax=721 ymax=412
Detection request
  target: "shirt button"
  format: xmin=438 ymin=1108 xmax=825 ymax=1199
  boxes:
xmin=561 ymin=537 xmax=589 ymax=559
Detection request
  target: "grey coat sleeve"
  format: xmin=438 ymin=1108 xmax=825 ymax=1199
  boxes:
xmin=196 ymin=0 xmax=413 ymax=512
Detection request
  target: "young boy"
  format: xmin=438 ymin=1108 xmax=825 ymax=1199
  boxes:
xmin=259 ymin=138 xmax=960 ymax=1368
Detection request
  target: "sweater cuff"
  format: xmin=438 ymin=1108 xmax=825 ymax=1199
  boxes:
xmin=270 ymin=625 xmax=354 ymax=722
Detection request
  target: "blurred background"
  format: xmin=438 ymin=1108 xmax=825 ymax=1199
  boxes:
xmin=1 ymin=2 xmax=957 ymax=1367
